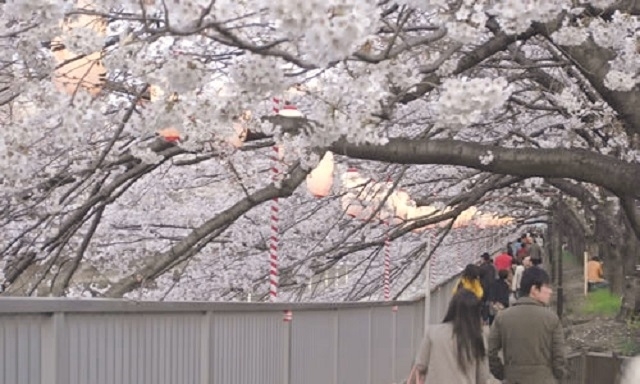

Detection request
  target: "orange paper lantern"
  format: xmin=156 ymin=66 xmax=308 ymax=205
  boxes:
xmin=158 ymin=128 xmax=181 ymax=142
xmin=342 ymin=194 xmax=364 ymax=219
xmin=306 ymin=152 xmax=334 ymax=198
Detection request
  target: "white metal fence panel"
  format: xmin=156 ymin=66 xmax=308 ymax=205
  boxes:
xmin=209 ymin=311 xmax=287 ymax=384
xmin=369 ymin=307 xmax=395 ymax=384
xmin=0 ymin=295 xmax=459 ymax=384
xmin=393 ymin=306 xmax=420 ymax=381
xmin=290 ymin=309 xmax=338 ymax=384
xmin=336 ymin=308 xmax=371 ymax=384
xmin=0 ymin=315 xmax=42 ymax=384
xmin=64 ymin=313 xmax=202 ymax=384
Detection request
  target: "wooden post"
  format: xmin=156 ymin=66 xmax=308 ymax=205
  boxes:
xmin=584 ymin=251 xmax=589 ymax=296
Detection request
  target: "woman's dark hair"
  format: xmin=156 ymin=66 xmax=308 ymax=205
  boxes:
xmin=461 ymin=264 xmax=481 ymax=280
xmin=442 ymin=289 xmax=486 ymax=370
xmin=498 ymin=269 xmax=509 ymax=280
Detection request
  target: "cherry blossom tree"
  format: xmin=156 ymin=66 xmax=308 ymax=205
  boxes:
xmin=0 ymin=0 xmax=638 ymax=302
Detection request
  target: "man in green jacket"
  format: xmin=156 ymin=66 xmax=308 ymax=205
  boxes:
xmin=488 ymin=267 xmax=566 ymax=384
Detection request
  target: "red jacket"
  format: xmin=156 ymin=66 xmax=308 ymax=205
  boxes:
xmin=494 ymin=253 xmax=513 ymax=271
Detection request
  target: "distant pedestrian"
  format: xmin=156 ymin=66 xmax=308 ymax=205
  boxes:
xmin=488 ymin=269 xmax=510 ymax=325
xmin=511 ymin=258 xmax=525 ymax=299
xmin=479 ymin=253 xmax=497 ymax=324
xmin=494 ymin=245 xmax=513 ymax=272
xmin=529 ymin=236 xmax=545 ymax=263
xmin=411 ymin=289 xmax=491 ymax=384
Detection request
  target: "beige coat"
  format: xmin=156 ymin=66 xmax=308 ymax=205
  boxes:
xmin=488 ymin=297 xmax=567 ymax=384
xmin=415 ymin=323 xmax=491 ymax=384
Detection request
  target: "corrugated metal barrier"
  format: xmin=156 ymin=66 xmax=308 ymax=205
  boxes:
xmin=0 ymin=295 xmax=451 ymax=384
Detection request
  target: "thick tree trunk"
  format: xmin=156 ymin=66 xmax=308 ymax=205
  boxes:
xmin=619 ymin=227 xmax=640 ymax=319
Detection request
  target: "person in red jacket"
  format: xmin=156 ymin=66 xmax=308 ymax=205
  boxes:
xmin=494 ymin=245 xmax=513 ymax=272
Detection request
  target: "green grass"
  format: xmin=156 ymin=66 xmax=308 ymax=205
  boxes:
xmin=581 ymin=289 xmax=622 ymax=316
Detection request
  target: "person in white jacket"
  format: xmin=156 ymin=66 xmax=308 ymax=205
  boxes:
xmin=511 ymin=258 xmax=528 ymax=299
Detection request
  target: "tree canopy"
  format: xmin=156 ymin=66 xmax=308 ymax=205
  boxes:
xmin=0 ymin=0 xmax=638 ymax=301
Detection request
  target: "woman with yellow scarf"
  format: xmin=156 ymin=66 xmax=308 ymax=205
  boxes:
xmin=454 ymin=264 xmax=484 ymax=300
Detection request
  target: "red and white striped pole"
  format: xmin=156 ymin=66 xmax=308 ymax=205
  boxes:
xmin=383 ymin=222 xmax=391 ymax=301
xmin=269 ymin=97 xmax=283 ymax=302
xmin=269 ymin=144 xmax=280 ymax=302
xmin=270 ymin=97 xmax=303 ymax=321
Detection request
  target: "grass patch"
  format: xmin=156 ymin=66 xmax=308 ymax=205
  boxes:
xmin=581 ymin=289 xmax=622 ymax=316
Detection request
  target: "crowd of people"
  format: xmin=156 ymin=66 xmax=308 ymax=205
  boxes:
xmin=457 ymin=233 xmax=547 ymax=326
xmin=409 ymin=233 xmax=566 ymax=384
xmin=406 ymin=232 xmax=635 ymax=384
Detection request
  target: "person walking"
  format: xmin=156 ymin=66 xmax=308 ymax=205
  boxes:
xmin=511 ymin=259 xmax=525 ymax=299
xmin=488 ymin=267 xmax=567 ymax=384
xmin=479 ymin=252 xmax=497 ymax=324
xmin=494 ymin=246 xmax=513 ymax=272
xmin=411 ymin=289 xmax=492 ymax=384
xmin=488 ymin=269 xmax=510 ymax=325
xmin=454 ymin=264 xmax=484 ymax=300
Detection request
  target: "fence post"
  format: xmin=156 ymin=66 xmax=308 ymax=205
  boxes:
xmin=41 ymin=312 xmax=66 ymax=384
xmin=584 ymin=251 xmax=589 ymax=296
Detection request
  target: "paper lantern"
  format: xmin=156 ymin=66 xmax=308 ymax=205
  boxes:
xmin=158 ymin=128 xmax=181 ymax=143
xmin=391 ymin=190 xmax=412 ymax=220
xmin=342 ymin=193 xmax=364 ymax=219
xmin=50 ymin=1 xmax=107 ymax=97
xmin=278 ymin=104 xmax=304 ymax=117
xmin=406 ymin=205 xmax=437 ymax=233
xmin=228 ymin=122 xmax=248 ymax=148
xmin=51 ymin=43 xmax=105 ymax=97
xmin=341 ymin=168 xmax=366 ymax=219
xmin=342 ymin=167 xmax=363 ymax=189
xmin=453 ymin=207 xmax=477 ymax=228
xmin=306 ymin=152 xmax=334 ymax=198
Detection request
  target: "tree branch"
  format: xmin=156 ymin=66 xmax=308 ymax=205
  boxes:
xmin=104 ymin=162 xmax=310 ymax=297
xmin=329 ymin=137 xmax=640 ymax=198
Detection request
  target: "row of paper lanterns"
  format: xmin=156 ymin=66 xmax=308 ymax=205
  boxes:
xmin=339 ymin=169 xmax=513 ymax=232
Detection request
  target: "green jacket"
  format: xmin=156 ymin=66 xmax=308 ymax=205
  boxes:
xmin=488 ymin=297 xmax=567 ymax=384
